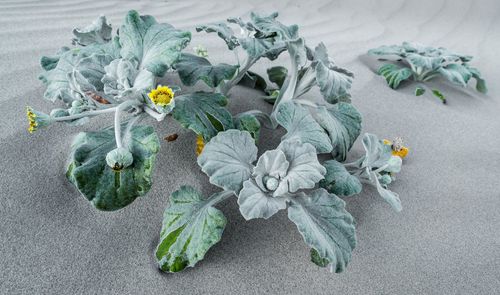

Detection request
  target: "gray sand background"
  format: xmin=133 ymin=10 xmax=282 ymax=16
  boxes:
xmin=1 ymin=0 xmax=499 ymax=294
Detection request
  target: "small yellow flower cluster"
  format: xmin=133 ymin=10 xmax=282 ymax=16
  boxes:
xmin=196 ymin=135 xmax=205 ymax=156
xmin=26 ymin=107 xmax=38 ymax=133
xmin=148 ymin=86 xmax=174 ymax=106
xmin=383 ymin=138 xmax=409 ymax=159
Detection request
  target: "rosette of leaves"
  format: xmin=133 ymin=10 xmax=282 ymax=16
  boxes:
xmin=368 ymin=41 xmax=487 ymax=103
xmin=31 ymin=10 xmax=216 ymax=210
xmin=156 ymin=130 xmax=357 ymax=273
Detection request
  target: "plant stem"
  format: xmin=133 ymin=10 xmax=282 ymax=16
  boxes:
xmin=144 ymin=106 xmax=167 ymax=121
xmin=207 ymin=190 xmax=234 ymax=207
xmin=114 ymin=100 xmax=141 ymax=149
xmin=53 ymin=107 xmax=117 ymax=122
xmin=221 ymin=57 xmax=257 ymax=96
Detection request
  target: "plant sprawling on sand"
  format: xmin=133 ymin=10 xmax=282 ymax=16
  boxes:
xmin=29 ymin=10 xmax=409 ymax=274
xmin=368 ymin=42 xmax=487 ymax=103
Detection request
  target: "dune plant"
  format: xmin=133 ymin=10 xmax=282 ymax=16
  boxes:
xmin=29 ymin=10 xmax=409 ymax=274
xmin=368 ymin=42 xmax=487 ymax=103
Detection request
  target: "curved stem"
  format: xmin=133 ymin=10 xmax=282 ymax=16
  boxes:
xmin=114 ymin=100 xmax=141 ymax=149
xmin=221 ymin=56 xmax=257 ymax=96
xmin=53 ymin=107 xmax=117 ymax=122
xmin=233 ymin=47 xmax=241 ymax=66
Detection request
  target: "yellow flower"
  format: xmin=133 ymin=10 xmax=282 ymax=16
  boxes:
xmin=383 ymin=138 xmax=409 ymax=159
xmin=196 ymin=134 xmax=205 ymax=156
xmin=148 ymin=85 xmax=174 ymax=106
xmin=26 ymin=106 xmax=52 ymax=133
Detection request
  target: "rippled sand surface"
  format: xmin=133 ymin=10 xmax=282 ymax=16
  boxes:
xmin=1 ymin=0 xmax=499 ymax=294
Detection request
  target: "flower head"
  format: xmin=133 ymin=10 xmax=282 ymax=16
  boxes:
xmin=26 ymin=106 xmax=53 ymax=133
xmin=148 ymin=85 xmax=174 ymax=107
xmin=383 ymin=137 xmax=409 ymax=159
xmin=196 ymin=134 xmax=205 ymax=156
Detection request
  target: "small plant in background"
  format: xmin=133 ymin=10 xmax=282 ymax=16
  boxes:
xmin=368 ymin=42 xmax=487 ymax=103
xmin=29 ymin=10 xmax=410 ymax=274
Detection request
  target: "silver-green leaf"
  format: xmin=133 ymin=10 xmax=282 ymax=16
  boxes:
xmin=172 ymin=92 xmax=234 ymax=141
xmin=319 ymin=160 xmax=362 ymax=197
xmin=288 ymin=189 xmax=357 ymax=273
xmin=377 ymin=63 xmax=413 ymax=89
xmin=66 ymin=125 xmax=160 ymax=211
xmin=119 ymin=10 xmax=191 ymax=77
xmin=275 ymin=102 xmax=332 ymax=153
xmin=315 ymin=103 xmax=362 ymax=161
xmin=156 ymin=186 xmax=227 ymax=272
xmin=198 ymin=130 xmax=258 ymax=193
xmin=174 ymin=53 xmax=238 ymax=88
xmin=72 ymin=15 xmax=112 ymax=46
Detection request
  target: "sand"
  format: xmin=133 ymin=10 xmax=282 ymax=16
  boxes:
xmin=1 ymin=0 xmax=499 ymax=294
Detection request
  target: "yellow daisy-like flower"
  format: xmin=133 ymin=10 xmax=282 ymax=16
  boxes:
xmin=27 ymin=107 xmax=37 ymax=133
xmin=196 ymin=135 xmax=205 ymax=156
xmin=383 ymin=138 xmax=409 ymax=159
xmin=148 ymin=85 xmax=174 ymax=106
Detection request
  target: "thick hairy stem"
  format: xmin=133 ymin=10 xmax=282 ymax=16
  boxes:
xmin=270 ymin=51 xmax=299 ymax=126
xmin=221 ymin=57 xmax=257 ymax=95
xmin=278 ymin=57 xmax=298 ymax=104
xmin=144 ymin=106 xmax=167 ymax=121
xmin=206 ymin=190 xmax=234 ymax=207
xmin=114 ymin=100 xmax=141 ymax=149
xmin=53 ymin=107 xmax=117 ymax=122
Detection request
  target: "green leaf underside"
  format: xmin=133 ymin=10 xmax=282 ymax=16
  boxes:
xmin=267 ymin=66 xmax=288 ymax=88
xmin=378 ymin=64 xmax=413 ymax=89
xmin=432 ymin=89 xmax=446 ymax=103
xmin=288 ymin=189 xmax=356 ymax=273
xmin=175 ymin=53 xmax=238 ymax=88
xmin=172 ymin=92 xmax=234 ymax=141
xmin=198 ymin=130 xmax=258 ymax=193
xmin=415 ymin=86 xmax=425 ymax=96
xmin=319 ymin=160 xmax=362 ymax=196
xmin=234 ymin=114 xmax=261 ymax=142
xmin=237 ymin=71 xmax=268 ymax=92
xmin=310 ymin=248 xmax=329 ymax=267
xmin=66 ymin=125 xmax=160 ymax=211
xmin=156 ymin=186 xmax=227 ymax=273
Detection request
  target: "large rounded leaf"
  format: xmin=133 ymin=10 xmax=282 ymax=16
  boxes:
xmin=275 ymin=102 xmax=332 ymax=153
xmin=288 ymin=189 xmax=357 ymax=273
xmin=275 ymin=140 xmax=326 ymax=196
xmin=66 ymin=125 xmax=160 ymax=211
xmin=119 ymin=10 xmax=191 ymax=76
xmin=156 ymin=186 xmax=227 ymax=272
xmin=238 ymin=179 xmax=287 ymax=220
xmin=197 ymin=130 xmax=258 ymax=192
